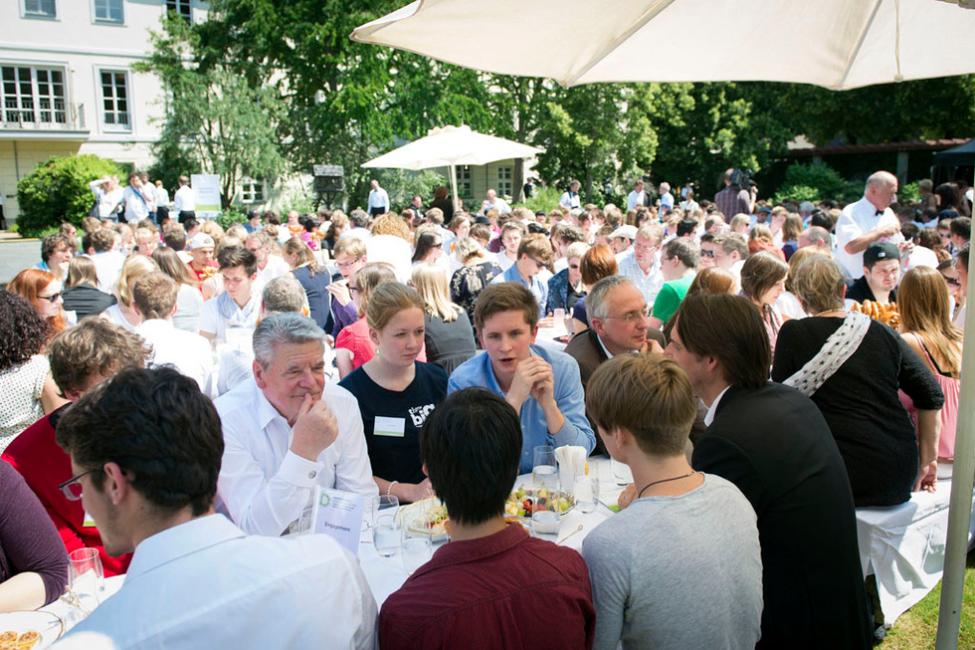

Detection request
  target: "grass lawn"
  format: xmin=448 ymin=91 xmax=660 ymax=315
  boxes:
xmin=879 ymin=550 xmax=975 ymax=649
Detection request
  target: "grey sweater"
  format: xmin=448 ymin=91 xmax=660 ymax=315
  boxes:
xmin=582 ymin=473 xmax=763 ymax=650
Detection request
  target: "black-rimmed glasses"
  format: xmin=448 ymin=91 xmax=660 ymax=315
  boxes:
xmin=59 ymin=469 xmax=96 ymax=501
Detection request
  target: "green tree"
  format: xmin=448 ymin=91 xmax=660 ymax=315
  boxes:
xmin=16 ymin=154 xmax=122 ymax=236
xmin=135 ymin=16 xmax=286 ymax=208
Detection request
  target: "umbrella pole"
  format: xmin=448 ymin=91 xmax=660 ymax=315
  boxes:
xmin=449 ymin=164 xmax=459 ymax=211
xmin=934 ymin=264 xmax=975 ymax=649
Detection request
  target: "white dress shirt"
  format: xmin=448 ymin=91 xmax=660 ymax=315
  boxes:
xmin=89 ymin=181 xmax=125 ymax=219
xmin=154 ymin=185 xmax=170 ymax=209
xmin=254 ymin=254 xmax=292 ymax=296
xmin=122 ymin=186 xmax=150 ymax=224
xmin=559 ymin=191 xmax=581 ymax=210
xmin=703 ymin=385 xmax=732 ymax=427
xmin=834 ymin=196 xmax=903 ymax=279
xmin=59 ymin=515 xmax=377 ymax=649
xmin=618 ymin=250 xmax=663 ymax=305
xmin=88 ymin=251 xmax=126 ymax=293
xmin=137 ymin=319 xmax=214 ymax=392
xmin=481 ymin=197 xmax=511 ymax=215
xmin=367 ymin=188 xmax=390 ymax=212
xmin=198 ymin=293 xmax=260 ymax=342
xmin=627 ymin=190 xmax=646 ymax=211
xmin=216 ymin=378 xmax=378 ymax=536
xmin=173 ymin=185 xmax=196 ymax=212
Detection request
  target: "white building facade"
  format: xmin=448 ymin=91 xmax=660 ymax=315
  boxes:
xmin=0 ymin=0 xmax=204 ymax=225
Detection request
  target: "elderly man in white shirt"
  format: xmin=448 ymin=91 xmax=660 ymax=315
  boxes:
xmin=559 ymin=180 xmax=582 ymax=210
xmin=133 ymin=272 xmax=214 ymax=393
xmin=481 ymin=188 xmax=511 ymax=215
xmin=618 ymin=224 xmax=664 ymax=305
xmin=835 ymin=171 xmax=904 ymax=279
xmin=55 ymin=365 xmax=377 ymax=650
xmin=89 ymin=176 xmax=125 ymax=220
xmin=216 ymin=313 xmax=377 ymax=537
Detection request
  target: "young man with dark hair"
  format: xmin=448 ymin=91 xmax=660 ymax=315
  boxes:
xmin=2 ymin=319 xmax=150 ymax=577
xmin=379 ymin=387 xmax=595 ymax=649
xmin=664 ymin=293 xmax=872 ymax=649
xmin=583 ymin=354 xmax=762 ymax=650
xmin=490 ymin=233 xmax=554 ymax=318
xmin=36 ymin=233 xmax=73 ymax=276
xmin=950 ymin=216 xmax=971 ymax=250
xmin=56 ymin=367 xmax=377 ymax=647
xmin=198 ymin=246 xmax=260 ymax=342
xmin=448 ymin=283 xmax=595 ymax=471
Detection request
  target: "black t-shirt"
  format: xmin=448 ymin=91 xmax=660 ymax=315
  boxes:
xmin=339 ymin=362 xmax=448 ymax=484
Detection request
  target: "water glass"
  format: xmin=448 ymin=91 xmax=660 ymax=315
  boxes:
xmin=68 ymin=547 xmax=104 ymax=608
xmin=401 ymin=514 xmax=433 ymax=574
xmin=372 ymin=494 xmax=401 ymax=557
xmin=531 ymin=446 xmax=561 ymax=534
xmin=553 ymin=308 xmax=566 ymax=332
xmin=573 ymin=475 xmax=600 ymax=514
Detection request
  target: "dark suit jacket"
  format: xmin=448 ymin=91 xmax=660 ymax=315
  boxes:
xmin=691 ymin=383 xmax=872 ymax=649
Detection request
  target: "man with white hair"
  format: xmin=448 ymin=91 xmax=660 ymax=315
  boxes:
xmin=216 ymin=313 xmax=377 ymax=537
xmin=481 ymin=188 xmax=511 ymax=215
xmin=559 ymin=180 xmax=582 ymax=211
xmin=835 ymin=170 xmax=903 ymax=279
xmin=657 ymin=182 xmax=674 ymax=212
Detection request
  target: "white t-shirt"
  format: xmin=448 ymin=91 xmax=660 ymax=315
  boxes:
xmin=174 ymin=185 xmax=196 ymax=212
xmin=198 ymin=293 xmax=260 ymax=342
xmin=137 ymin=319 xmax=214 ymax=393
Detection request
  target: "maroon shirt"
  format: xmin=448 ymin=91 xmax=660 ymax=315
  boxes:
xmin=379 ymin=523 xmax=595 ymax=650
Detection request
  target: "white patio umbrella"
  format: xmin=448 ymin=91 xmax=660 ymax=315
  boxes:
xmin=353 ymin=2 xmax=975 ymax=647
xmin=361 ymin=125 xmax=543 ymax=205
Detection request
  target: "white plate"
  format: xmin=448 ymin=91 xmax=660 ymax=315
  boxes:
xmin=0 ymin=610 xmax=63 ymax=648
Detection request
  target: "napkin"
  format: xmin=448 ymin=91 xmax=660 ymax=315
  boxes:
xmin=555 ymin=446 xmax=587 ymax=490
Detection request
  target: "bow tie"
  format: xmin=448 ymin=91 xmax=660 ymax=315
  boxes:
xmin=875 ymin=210 xmax=884 ymax=216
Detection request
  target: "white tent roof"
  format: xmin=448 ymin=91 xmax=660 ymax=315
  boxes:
xmin=361 ymin=125 xmax=543 ymax=170
xmin=352 ymin=0 xmax=975 ymax=90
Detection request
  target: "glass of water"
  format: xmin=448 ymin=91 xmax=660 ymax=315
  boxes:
xmin=573 ymin=474 xmax=600 ymax=514
xmin=372 ymin=495 xmax=401 ymax=558
xmin=531 ymin=446 xmax=560 ymax=534
xmin=401 ymin=513 xmax=433 ymax=574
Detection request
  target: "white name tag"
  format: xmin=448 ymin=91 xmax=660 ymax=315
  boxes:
xmin=374 ymin=416 xmax=406 ymax=438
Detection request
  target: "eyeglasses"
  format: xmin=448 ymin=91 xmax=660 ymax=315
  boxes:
xmin=40 ymin=292 xmax=62 ymax=303
xmin=605 ymin=311 xmax=648 ymax=323
xmin=701 ymin=249 xmax=715 ymax=258
xmin=336 ymin=258 xmax=361 ymax=269
xmin=59 ymin=469 xmax=96 ymax=501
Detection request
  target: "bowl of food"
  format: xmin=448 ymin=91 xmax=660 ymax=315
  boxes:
xmin=398 ymin=498 xmax=449 ymax=543
xmin=504 ymin=486 xmax=574 ymax=519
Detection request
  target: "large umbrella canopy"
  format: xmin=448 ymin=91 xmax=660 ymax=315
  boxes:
xmin=362 ymin=125 xmax=542 ymax=170
xmin=362 ymin=124 xmax=543 ymax=205
xmin=352 ymin=0 xmax=975 ymax=90
xmin=933 ymin=138 xmax=975 ymax=167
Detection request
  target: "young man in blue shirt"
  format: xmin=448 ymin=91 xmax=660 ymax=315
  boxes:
xmin=448 ymin=283 xmax=595 ymax=472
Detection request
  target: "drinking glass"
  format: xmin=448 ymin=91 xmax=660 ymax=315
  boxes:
xmin=401 ymin=513 xmax=433 ymax=574
xmin=531 ymin=446 xmax=560 ymax=534
xmin=573 ymin=474 xmax=600 ymax=514
xmin=68 ymin=547 xmax=104 ymax=610
xmin=553 ymin=308 xmax=566 ymax=333
xmin=372 ymin=495 xmax=401 ymax=558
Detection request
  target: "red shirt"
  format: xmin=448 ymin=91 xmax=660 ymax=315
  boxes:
xmin=2 ymin=408 xmax=131 ymax=577
xmin=379 ymin=523 xmax=595 ymax=650
xmin=335 ymin=317 xmax=427 ymax=371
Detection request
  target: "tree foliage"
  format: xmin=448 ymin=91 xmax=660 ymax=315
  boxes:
xmin=16 ymin=154 xmax=122 ymax=236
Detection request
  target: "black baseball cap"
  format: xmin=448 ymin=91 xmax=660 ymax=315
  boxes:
xmin=864 ymin=242 xmax=901 ymax=267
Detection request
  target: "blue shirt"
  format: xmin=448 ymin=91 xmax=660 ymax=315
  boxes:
xmin=491 ymin=264 xmax=548 ymax=319
xmin=447 ymin=344 xmax=595 ymax=473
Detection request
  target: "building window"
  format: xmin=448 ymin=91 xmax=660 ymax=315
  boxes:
xmin=497 ymin=166 xmax=513 ymax=198
xmin=24 ymin=0 xmax=56 ymax=18
xmin=240 ymin=178 xmax=264 ymax=204
xmin=166 ymin=0 xmax=191 ymax=22
xmin=93 ymin=0 xmax=123 ymax=23
xmin=457 ymin=165 xmax=472 ymax=199
xmin=1 ymin=66 xmax=66 ymax=125
xmin=99 ymin=70 xmax=130 ymax=129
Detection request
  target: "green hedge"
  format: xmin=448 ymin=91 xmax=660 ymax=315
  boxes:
xmin=16 ymin=154 xmax=123 ymax=237
xmin=771 ymin=162 xmax=863 ymax=205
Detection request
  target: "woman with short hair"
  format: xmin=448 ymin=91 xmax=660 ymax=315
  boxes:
xmin=740 ymin=252 xmax=789 ymax=351
xmin=7 ymin=268 xmax=68 ymax=337
xmin=771 ymin=255 xmax=944 ymax=506
xmin=338 ymin=282 xmax=447 ymax=503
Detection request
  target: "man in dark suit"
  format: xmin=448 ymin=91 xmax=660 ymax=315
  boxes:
xmin=665 ymin=294 xmax=873 ymax=649
xmin=565 ymin=276 xmax=666 ymax=455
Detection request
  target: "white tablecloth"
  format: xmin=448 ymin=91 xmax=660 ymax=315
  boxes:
xmin=855 ymin=477 xmax=975 ymax=624
xmin=359 ymin=457 xmax=624 ymax=607
xmin=37 ymin=575 xmax=124 ymax=646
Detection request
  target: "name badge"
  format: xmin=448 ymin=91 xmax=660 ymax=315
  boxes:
xmin=374 ymin=416 xmax=406 ymax=438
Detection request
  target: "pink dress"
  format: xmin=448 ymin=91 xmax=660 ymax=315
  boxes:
xmin=898 ymin=336 xmax=959 ymax=460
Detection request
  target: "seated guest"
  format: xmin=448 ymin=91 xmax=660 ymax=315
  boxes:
xmin=846 ymin=242 xmax=900 ymax=305
xmin=3 ymin=319 xmax=149 ymax=576
xmin=282 ymin=237 xmax=331 ymax=329
xmin=667 ymin=293 xmax=872 ymax=648
xmin=243 ymin=230 xmax=290 ymax=292
xmin=379 ymin=388 xmax=595 ymax=649
xmin=327 ymin=237 xmax=368 ymax=339
xmin=569 ymin=243 xmax=618 ymax=334
xmin=411 ymin=264 xmax=476 ymax=374
xmin=565 ymin=276 xmax=665 ymax=387
xmin=185 ymin=232 xmax=218 ymax=289
xmin=773 ymin=255 xmax=943 ymax=505
xmin=133 ymin=273 xmax=213 ymax=392
xmin=448 ymin=284 xmax=595 ymax=472
xmin=152 ymin=246 xmax=204 ymax=333
xmin=199 ymin=246 xmax=261 ymax=342
xmin=449 ymin=236 xmax=503 ymax=325
xmin=56 ymin=367 xmax=377 ymax=648
xmin=62 ymin=256 xmax=116 ymax=320
xmin=335 ymin=262 xmax=397 ymax=378
xmin=583 ymin=354 xmax=761 ymax=650
xmin=339 ymin=283 xmax=447 ymax=504
xmin=546 ymin=241 xmax=588 ymax=315
xmin=0 ymin=292 xmax=65 ymax=448
xmin=0 ymin=461 xmax=67 ymax=611
xmin=8 ymin=268 xmax=68 ymax=338
xmin=86 ymin=227 xmax=126 ymax=293
xmin=216 ymin=314 xmax=377 ymax=536
xmin=648 ymin=238 xmax=698 ymax=329
xmin=493 ymin=220 xmax=524 ymax=271
xmin=490 ymin=233 xmax=554 ymax=319
xmin=100 ymin=255 xmax=156 ymax=333
xmin=740 ymin=252 xmax=789 ymax=351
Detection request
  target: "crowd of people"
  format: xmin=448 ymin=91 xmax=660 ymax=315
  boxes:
xmin=0 ymin=168 xmax=969 ymax=648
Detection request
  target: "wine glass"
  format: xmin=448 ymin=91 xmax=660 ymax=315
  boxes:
xmin=66 ymin=548 xmax=104 ymax=614
xmin=372 ymin=495 xmax=401 ymax=558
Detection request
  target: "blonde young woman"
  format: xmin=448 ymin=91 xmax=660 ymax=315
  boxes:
xmin=411 ymin=264 xmax=476 ymax=374
xmin=282 ymin=237 xmax=330 ymax=330
xmin=101 ymin=255 xmax=156 ymax=332
xmin=898 ymin=266 xmax=963 ymax=476
xmin=338 ymin=282 xmax=448 ymax=504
